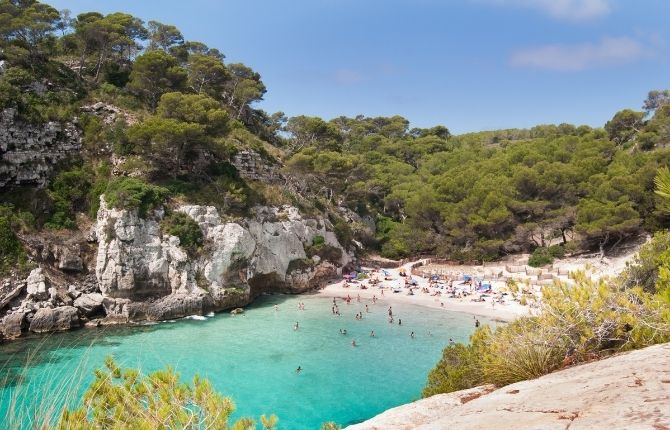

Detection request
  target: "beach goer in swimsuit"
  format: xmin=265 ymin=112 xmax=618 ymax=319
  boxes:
xmin=296 ymin=366 xmax=302 ymax=373
xmin=294 ymin=322 xmax=299 ymax=330
xmin=475 ymin=319 xmax=480 ymax=328
xmin=398 ymin=319 xmax=402 ymax=326
xmin=352 ymin=340 xmax=357 ymax=347
xmin=410 ymin=331 xmax=415 ymax=338
xmin=370 ymin=330 xmax=375 ymax=337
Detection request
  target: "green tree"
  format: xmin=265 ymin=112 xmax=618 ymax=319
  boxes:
xmin=604 ymin=109 xmax=645 ymax=146
xmin=52 ymin=357 xmax=265 ymax=429
xmin=127 ymin=50 xmax=187 ymax=109
xmin=222 ymin=63 xmax=266 ymax=119
xmin=0 ymin=0 xmax=61 ymax=67
xmin=147 ymin=20 xmax=183 ymax=51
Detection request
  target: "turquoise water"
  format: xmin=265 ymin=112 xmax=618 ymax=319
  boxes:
xmin=0 ymin=294 xmax=490 ymax=429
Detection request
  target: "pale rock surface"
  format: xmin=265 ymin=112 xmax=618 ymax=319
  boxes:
xmin=29 ymin=306 xmax=80 ymax=333
xmin=26 ymin=267 xmax=48 ymax=300
xmin=94 ymin=200 xmax=351 ymax=322
xmin=73 ymin=293 xmax=104 ymax=316
xmin=347 ymin=342 xmax=670 ymax=430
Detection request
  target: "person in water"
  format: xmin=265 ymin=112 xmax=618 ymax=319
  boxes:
xmin=449 ymin=338 xmax=456 ymax=345
xmin=274 ymin=305 xmax=279 ymax=312
xmin=365 ymin=304 xmax=369 ymax=313
xmin=294 ymin=322 xmax=299 ymax=330
xmin=410 ymin=331 xmax=415 ymax=338
xmin=296 ymin=366 xmax=302 ymax=374
xmin=398 ymin=319 xmax=402 ymax=326
xmin=352 ymin=340 xmax=357 ymax=347
xmin=370 ymin=330 xmax=375 ymax=337
xmin=475 ymin=318 xmax=480 ymax=328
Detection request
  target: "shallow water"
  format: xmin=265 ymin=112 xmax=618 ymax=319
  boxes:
xmin=0 ymin=294 xmax=492 ymax=429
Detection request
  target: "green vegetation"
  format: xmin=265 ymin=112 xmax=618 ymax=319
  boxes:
xmin=0 ymin=215 xmax=26 ymax=275
xmin=527 ymin=245 xmax=565 ymax=267
xmin=424 ymin=271 xmax=670 ymax=397
xmin=160 ymin=211 xmax=204 ymax=255
xmin=51 ymin=357 xmax=276 ymax=429
xmin=103 ymin=177 xmax=168 ymax=216
xmin=424 ymin=179 xmax=670 ymax=397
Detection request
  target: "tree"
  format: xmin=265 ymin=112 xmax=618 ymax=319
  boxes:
xmin=222 ymin=63 xmax=266 ymax=119
xmin=0 ymin=0 xmax=61 ymax=67
xmin=604 ymin=109 xmax=645 ymax=146
xmin=156 ymin=92 xmax=229 ymax=135
xmin=147 ymin=20 xmax=183 ymax=51
xmin=643 ymin=90 xmax=670 ymax=113
xmin=52 ymin=357 xmax=266 ymax=429
xmin=285 ymin=116 xmax=343 ymax=153
xmin=186 ymin=53 xmax=229 ymax=96
xmin=127 ymin=50 xmax=187 ymax=109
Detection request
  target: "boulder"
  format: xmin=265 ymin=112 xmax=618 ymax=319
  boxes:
xmin=56 ymin=244 xmax=83 ymax=272
xmin=74 ymin=293 xmax=104 ymax=316
xmin=26 ymin=268 xmax=48 ymax=300
xmin=29 ymin=306 xmax=80 ymax=333
xmin=1 ymin=311 xmax=27 ymax=338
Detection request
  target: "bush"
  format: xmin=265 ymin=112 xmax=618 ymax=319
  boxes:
xmin=424 ymin=274 xmax=670 ymax=396
xmin=52 ymin=357 xmax=273 ymax=429
xmin=528 ymin=245 xmax=565 ymax=267
xmin=104 ymin=177 xmax=169 ymax=217
xmin=0 ymin=216 xmax=27 ymax=276
xmin=45 ymin=169 xmax=91 ymax=229
xmin=161 ymin=211 xmax=204 ymax=255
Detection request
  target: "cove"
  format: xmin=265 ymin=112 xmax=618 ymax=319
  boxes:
xmin=0 ymin=294 xmax=491 ymax=429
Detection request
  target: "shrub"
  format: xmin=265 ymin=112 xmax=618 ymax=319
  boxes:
xmin=287 ymin=258 xmax=315 ymax=273
xmin=312 ymin=235 xmax=325 ymax=246
xmin=161 ymin=211 xmax=204 ymax=255
xmin=424 ymin=274 xmax=670 ymax=396
xmin=52 ymin=357 xmax=273 ymax=429
xmin=45 ymin=169 xmax=91 ymax=229
xmin=0 ymin=216 xmax=27 ymax=276
xmin=528 ymin=245 xmax=564 ymax=267
xmin=104 ymin=177 xmax=169 ymax=217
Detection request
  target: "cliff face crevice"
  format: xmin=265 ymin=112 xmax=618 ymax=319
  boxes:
xmin=0 ymin=108 xmax=81 ymax=189
xmin=347 ymin=342 xmax=670 ymax=430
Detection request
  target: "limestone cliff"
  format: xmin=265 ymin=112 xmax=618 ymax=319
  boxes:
xmin=95 ymin=199 xmax=351 ymax=323
xmin=0 ymin=108 xmax=81 ymax=188
xmin=347 ymin=342 xmax=670 ymax=429
xmin=0 ymin=197 xmax=352 ymax=340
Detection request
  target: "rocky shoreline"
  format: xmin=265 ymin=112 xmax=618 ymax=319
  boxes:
xmin=0 ymin=202 xmax=352 ymax=342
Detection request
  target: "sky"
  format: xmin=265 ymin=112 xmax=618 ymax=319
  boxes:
xmin=46 ymin=0 xmax=670 ymax=134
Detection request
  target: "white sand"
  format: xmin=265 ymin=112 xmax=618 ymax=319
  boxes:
xmin=316 ymin=261 xmax=530 ymax=322
xmin=317 ymin=243 xmax=644 ymax=323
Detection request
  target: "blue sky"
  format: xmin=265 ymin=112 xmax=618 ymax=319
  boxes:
xmin=47 ymin=0 xmax=670 ymax=133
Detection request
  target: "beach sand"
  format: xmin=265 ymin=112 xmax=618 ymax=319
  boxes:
xmin=316 ymin=262 xmax=530 ymax=322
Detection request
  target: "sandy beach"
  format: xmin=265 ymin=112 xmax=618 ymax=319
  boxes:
xmin=317 ymin=243 xmax=643 ymax=323
xmin=317 ymin=261 xmax=530 ymax=322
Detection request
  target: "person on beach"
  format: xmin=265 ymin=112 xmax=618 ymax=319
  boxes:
xmin=372 ymin=295 xmax=377 ymax=303
xmin=296 ymin=366 xmax=302 ymax=374
xmin=388 ymin=307 xmax=393 ymax=317
xmin=365 ymin=304 xmax=369 ymax=313
xmin=357 ymin=294 xmax=361 ymax=303
xmin=381 ymin=289 xmax=384 ymax=296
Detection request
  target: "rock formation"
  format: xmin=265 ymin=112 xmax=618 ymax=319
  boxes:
xmin=0 ymin=108 xmax=81 ymax=188
xmin=347 ymin=342 xmax=670 ymax=429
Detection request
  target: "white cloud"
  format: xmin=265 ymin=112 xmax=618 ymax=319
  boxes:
xmin=510 ymin=37 xmax=646 ymax=71
xmin=488 ymin=0 xmax=611 ymax=20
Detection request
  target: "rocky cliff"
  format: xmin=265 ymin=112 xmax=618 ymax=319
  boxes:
xmin=0 ymin=199 xmax=352 ymax=340
xmin=347 ymin=342 xmax=670 ymax=429
xmin=0 ymin=108 xmax=81 ymax=188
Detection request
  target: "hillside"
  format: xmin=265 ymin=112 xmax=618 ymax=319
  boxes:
xmin=347 ymin=341 xmax=670 ymax=429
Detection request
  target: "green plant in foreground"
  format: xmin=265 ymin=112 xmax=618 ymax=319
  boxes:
xmin=52 ymin=357 xmax=274 ymax=430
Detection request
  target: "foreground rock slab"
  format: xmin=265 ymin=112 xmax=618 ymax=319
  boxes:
xmin=348 ymin=342 xmax=670 ymax=430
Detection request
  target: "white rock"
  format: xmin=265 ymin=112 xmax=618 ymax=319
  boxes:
xmin=26 ymin=268 xmax=48 ymax=300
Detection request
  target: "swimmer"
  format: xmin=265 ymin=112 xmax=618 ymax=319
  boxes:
xmin=370 ymin=330 xmax=375 ymax=337
xmin=343 ymin=329 xmax=347 ymax=335
xmin=296 ymin=366 xmax=302 ymax=374
xmin=428 ymin=330 xmax=432 ymax=336
xmin=294 ymin=322 xmax=299 ymax=330
xmin=475 ymin=319 xmax=480 ymax=328
xmin=352 ymin=340 xmax=357 ymax=347
xmin=398 ymin=318 xmax=402 ymax=326
xmin=449 ymin=338 xmax=455 ymax=345
xmin=274 ymin=305 xmax=279 ymax=311
xmin=410 ymin=331 xmax=415 ymax=338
